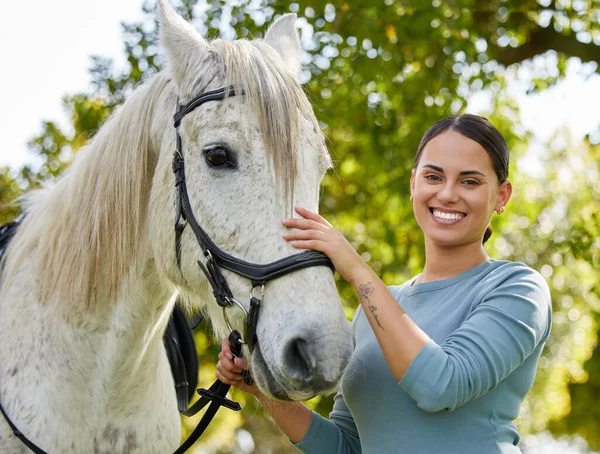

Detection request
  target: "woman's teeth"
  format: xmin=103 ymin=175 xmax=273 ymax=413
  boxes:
xmin=432 ymin=209 xmax=465 ymax=221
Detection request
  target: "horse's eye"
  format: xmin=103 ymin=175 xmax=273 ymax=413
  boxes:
xmin=204 ymin=146 xmax=232 ymax=167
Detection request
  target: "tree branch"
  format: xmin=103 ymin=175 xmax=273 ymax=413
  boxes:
xmin=496 ymin=25 xmax=600 ymax=67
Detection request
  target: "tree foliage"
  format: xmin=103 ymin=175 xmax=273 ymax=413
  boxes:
xmin=1 ymin=0 xmax=599 ymax=451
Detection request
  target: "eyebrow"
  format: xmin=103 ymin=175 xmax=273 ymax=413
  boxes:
xmin=423 ymin=164 xmax=486 ymax=177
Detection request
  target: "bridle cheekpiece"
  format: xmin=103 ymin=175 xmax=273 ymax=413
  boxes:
xmin=171 ymin=85 xmax=334 ymax=353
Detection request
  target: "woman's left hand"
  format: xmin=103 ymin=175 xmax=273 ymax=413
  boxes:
xmin=282 ymin=206 xmax=369 ymax=285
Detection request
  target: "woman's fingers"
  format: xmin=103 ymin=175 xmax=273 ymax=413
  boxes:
xmin=282 ymin=206 xmax=334 ymax=230
xmin=216 ymin=368 xmax=239 ymax=385
xmin=218 ymin=339 xmax=242 ymax=370
xmin=233 ymin=356 xmax=248 ymax=370
xmin=214 ymin=339 xmax=257 ymax=395
xmin=281 ymin=217 xmax=327 ymax=232
xmin=217 ymin=338 xmax=256 ymax=389
xmin=217 ymin=360 xmax=241 ymax=383
xmin=282 ymin=210 xmax=340 ymax=253
xmin=293 ymin=206 xmax=332 ymax=226
xmin=219 ymin=338 xmax=249 ymax=369
xmin=217 ymin=351 xmax=242 ymax=373
xmin=221 ymin=338 xmax=233 ymax=360
xmin=283 ymin=229 xmax=327 ymax=241
xmin=288 ymin=239 xmax=326 ymax=251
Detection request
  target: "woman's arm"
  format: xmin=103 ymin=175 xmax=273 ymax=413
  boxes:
xmin=283 ymin=207 xmax=551 ymax=412
xmin=282 ymin=206 xmax=430 ymax=381
xmin=398 ymin=267 xmax=552 ymax=412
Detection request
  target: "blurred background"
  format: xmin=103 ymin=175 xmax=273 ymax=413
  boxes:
xmin=0 ymin=0 xmax=599 ymax=452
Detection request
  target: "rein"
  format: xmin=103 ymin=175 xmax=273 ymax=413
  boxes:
xmin=0 ymin=85 xmax=334 ymax=453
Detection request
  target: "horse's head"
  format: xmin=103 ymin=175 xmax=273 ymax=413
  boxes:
xmin=150 ymin=1 xmax=353 ymax=400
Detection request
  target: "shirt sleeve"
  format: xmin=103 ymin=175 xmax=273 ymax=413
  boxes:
xmin=399 ymin=265 xmax=552 ymax=412
xmin=293 ymin=389 xmax=362 ymax=453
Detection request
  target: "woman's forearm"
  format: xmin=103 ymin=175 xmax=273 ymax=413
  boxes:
xmin=255 ymin=394 xmax=313 ymax=443
xmin=350 ymin=266 xmax=430 ymax=381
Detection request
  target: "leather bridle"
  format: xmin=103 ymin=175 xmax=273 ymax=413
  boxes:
xmin=0 ymin=84 xmax=334 ymax=454
xmin=172 ymin=85 xmax=334 ymax=352
xmin=170 ymin=85 xmax=334 ymax=452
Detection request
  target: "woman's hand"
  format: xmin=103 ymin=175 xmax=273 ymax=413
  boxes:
xmin=216 ymin=338 xmax=259 ymax=395
xmin=282 ymin=206 xmax=370 ymax=286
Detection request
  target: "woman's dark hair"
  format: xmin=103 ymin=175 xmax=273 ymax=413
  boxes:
xmin=414 ymin=114 xmax=509 ymax=244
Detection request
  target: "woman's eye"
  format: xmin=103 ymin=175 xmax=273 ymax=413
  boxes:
xmin=204 ymin=146 xmax=232 ymax=167
xmin=463 ymin=179 xmax=479 ymax=186
xmin=425 ymin=174 xmax=442 ymax=181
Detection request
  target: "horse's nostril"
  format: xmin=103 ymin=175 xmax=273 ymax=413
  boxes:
xmin=284 ymin=338 xmax=317 ymax=381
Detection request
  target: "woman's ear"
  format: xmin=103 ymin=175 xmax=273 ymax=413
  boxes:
xmin=496 ymin=180 xmax=512 ymax=212
xmin=410 ymin=168 xmax=416 ymax=201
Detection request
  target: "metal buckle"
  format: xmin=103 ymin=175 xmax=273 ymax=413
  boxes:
xmin=222 ymin=296 xmax=249 ymax=342
xmin=250 ymin=284 xmax=265 ymax=302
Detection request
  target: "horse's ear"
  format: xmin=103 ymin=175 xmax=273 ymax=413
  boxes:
xmin=264 ymin=14 xmax=302 ymax=79
xmin=157 ymin=0 xmax=208 ymax=90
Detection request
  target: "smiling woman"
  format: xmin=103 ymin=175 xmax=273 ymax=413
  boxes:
xmin=410 ymin=114 xmax=512 ymax=251
xmin=218 ymin=113 xmax=552 ymax=454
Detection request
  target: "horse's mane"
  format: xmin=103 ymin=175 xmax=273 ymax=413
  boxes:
xmin=212 ymin=38 xmax=324 ymax=201
xmin=2 ymin=74 xmax=171 ymax=309
xmin=1 ymin=35 xmax=325 ymax=309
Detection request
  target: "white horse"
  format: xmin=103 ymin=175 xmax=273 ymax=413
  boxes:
xmin=0 ymin=2 xmax=353 ymax=452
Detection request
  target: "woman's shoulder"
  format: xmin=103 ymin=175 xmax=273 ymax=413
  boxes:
xmin=483 ymin=260 xmax=553 ymax=340
xmin=385 ymin=260 xmax=550 ymax=307
xmin=485 ymin=260 xmax=550 ymax=292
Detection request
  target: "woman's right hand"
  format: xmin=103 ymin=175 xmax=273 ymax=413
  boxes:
xmin=216 ymin=338 xmax=260 ymax=395
xmin=218 ymin=338 xmax=313 ymax=443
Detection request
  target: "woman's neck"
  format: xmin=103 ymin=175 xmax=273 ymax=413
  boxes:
xmin=419 ymin=238 xmax=489 ymax=284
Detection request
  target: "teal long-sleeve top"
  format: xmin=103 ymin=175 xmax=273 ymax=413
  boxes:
xmin=294 ymin=260 xmax=552 ymax=454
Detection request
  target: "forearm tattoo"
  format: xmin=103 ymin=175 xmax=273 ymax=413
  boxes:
xmin=358 ymin=282 xmax=384 ymax=330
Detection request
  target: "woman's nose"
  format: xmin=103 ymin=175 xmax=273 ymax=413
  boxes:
xmin=437 ymin=182 xmax=459 ymax=203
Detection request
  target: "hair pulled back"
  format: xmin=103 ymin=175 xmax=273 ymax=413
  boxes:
xmin=414 ymin=114 xmax=509 ymax=244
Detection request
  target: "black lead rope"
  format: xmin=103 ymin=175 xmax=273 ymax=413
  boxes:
xmin=173 ymin=331 xmax=246 ymax=454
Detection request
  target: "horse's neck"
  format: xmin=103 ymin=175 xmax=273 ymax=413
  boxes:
xmin=0 ymin=248 xmax=175 ymax=417
xmin=0 ymin=254 xmax=182 ymax=452
xmin=93 ymin=266 xmax=177 ymax=397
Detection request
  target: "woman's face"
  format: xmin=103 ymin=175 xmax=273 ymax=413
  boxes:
xmin=410 ymin=130 xmax=512 ymax=248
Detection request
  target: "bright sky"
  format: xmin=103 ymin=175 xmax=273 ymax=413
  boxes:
xmin=0 ymin=0 xmax=146 ymax=169
xmin=0 ymin=0 xmax=599 ymax=172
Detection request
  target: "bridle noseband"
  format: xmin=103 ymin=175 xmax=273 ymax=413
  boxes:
xmin=172 ymin=85 xmax=334 ymax=352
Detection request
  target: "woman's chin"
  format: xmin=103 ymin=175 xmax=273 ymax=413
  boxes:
xmin=425 ymin=229 xmax=483 ymax=248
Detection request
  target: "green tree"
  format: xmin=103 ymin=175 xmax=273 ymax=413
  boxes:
xmin=2 ymin=0 xmax=598 ymax=451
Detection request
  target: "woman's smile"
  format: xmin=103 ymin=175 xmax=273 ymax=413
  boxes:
xmin=429 ymin=207 xmax=467 ymax=224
